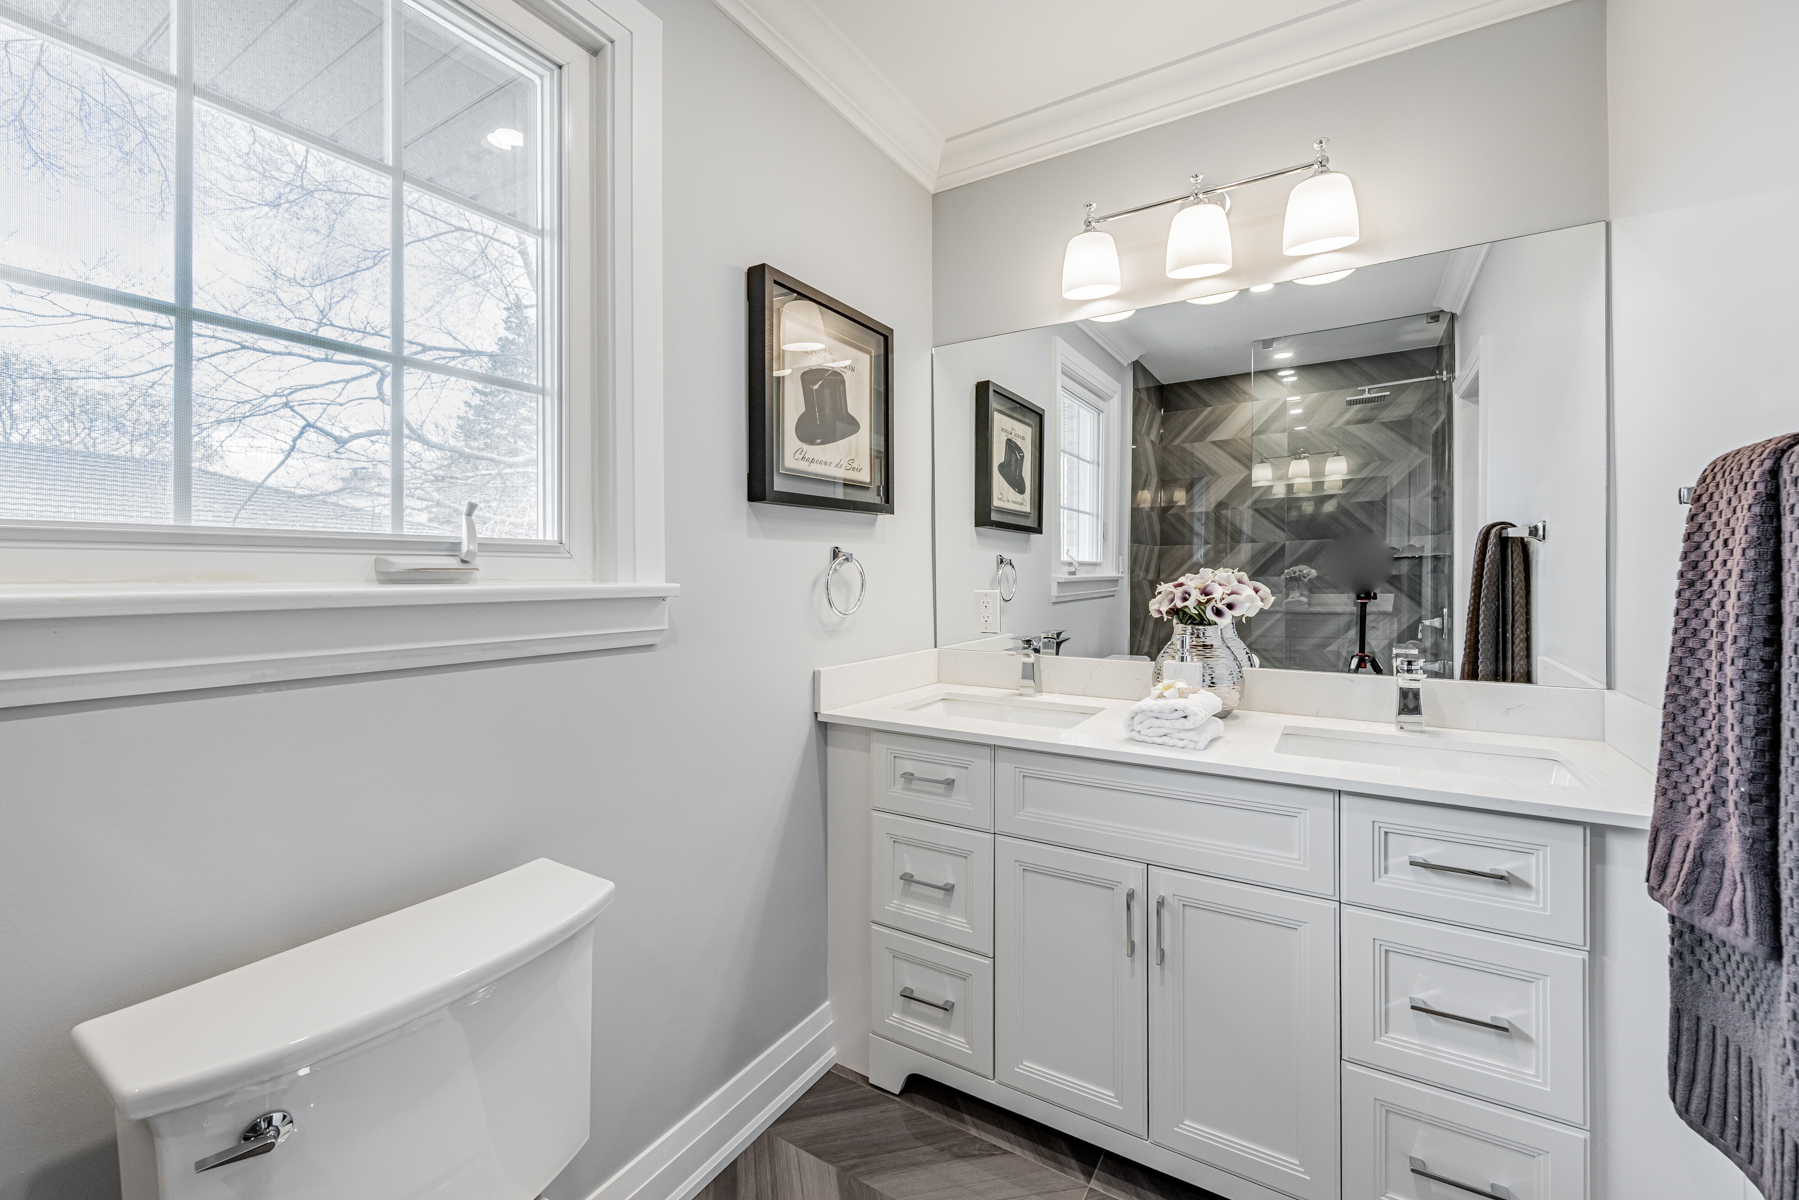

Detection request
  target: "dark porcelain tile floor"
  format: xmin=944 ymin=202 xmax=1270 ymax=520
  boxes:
xmin=696 ymin=1067 xmax=1228 ymax=1200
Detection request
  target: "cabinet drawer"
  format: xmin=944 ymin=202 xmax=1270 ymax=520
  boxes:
xmin=870 ymin=926 xmax=993 ymax=1077
xmin=871 ymin=812 xmax=994 ymax=955
xmin=996 ymin=749 xmax=1335 ymax=895
xmin=1342 ymin=794 xmax=1587 ymax=946
xmin=872 ymin=734 xmax=994 ymax=829
xmin=1344 ymin=1064 xmax=1588 ymax=1200
xmin=1343 ymin=908 xmax=1587 ymax=1125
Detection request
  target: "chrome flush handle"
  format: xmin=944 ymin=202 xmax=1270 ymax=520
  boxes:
xmin=194 ymin=1111 xmax=295 ymax=1173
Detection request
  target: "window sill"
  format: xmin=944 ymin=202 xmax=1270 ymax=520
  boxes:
xmin=1050 ymin=574 xmax=1122 ymax=603
xmin=0 ymin=581 xmax=679 ymax=709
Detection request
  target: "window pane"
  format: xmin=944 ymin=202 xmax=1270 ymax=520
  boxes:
xmin=0 ymin=20 xmax=174 ymax=297
xmin=6 ymin=0 xmax=170 ymax=70
xmin=193 ymin=104 xmax=389 ymax=347
xmin=403 ymin=368 xmax=541 ymax=538
xmin=195 ymin=0 xmax=385 ymax=161
xmin=404 ymin=187 xmax=538 ymax=381
xmin=191 ymin=327 xmax=389 ymax=530
xmin=403 ymin=2 xmax=540 ymax=224
xmin=0 ymin=286 xmax=173 ymax=522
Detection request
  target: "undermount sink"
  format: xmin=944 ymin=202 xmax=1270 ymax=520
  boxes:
xmin=905 ymin=692 xmax=1105 ymax=730
xmin=1274 ymin=726 xmax=1592 ymax=788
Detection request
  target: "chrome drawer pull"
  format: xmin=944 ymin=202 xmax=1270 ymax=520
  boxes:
xmin=195 ymin=1111 xmax=295 ymax=1173
xmin=1124 ymin=887 xmax=1136 ymax=958
xmin=1408 ymin=1156 xmax=1513 ymax=1200
xmin=899 ymin=986 xmax=954 ymax=1013
xmin=1409 ymin=996 xmax=1512 ymax=1033
xmin=899 ymin=771 xmax=956 ymax=790
xmin=1408 ymin=854 xmax=1510 ymax=882
xmin=899 ymin=871 xmax=955 ymax=894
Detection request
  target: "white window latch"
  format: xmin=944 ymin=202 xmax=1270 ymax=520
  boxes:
xmin=374 ymin=502 xmax=481 ymax=584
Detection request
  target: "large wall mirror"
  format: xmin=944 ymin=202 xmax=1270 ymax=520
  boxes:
xmin=931 ymin=221 xmax=1609 ymax=689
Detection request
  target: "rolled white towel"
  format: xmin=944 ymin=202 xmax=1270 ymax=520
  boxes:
xmin=1123 ymin=692 xmax=1225 ymax=751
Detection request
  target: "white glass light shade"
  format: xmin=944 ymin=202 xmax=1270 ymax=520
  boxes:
xmin=1165 ymin=202 xmax=1232 ymax=279
xmin=1062 ymin=229 xmax=1121 ymax=299
xmin=1325 ymin=452 xmax=1348 ymax=478
xmin=780 ymin=300 xmax=826 ymax=351
xmin=1091 ymin=309 xmax=1136 ymax=322
xmin=1249 ymin=283 xmax=1275 ymax=293
xmin=1288 ymin=455 xmax=1311 ymax=481
xmin=1186 ymin=291 xmax=1239 ymax=306
xmin=1283 ymin=170 xmax=1360 ymax=255
xmin=1252 ymin=460 xmax=1273 ymax=485
xmin=1293 ymin=269 xmax=1355 ymax=286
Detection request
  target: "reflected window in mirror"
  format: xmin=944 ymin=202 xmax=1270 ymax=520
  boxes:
xmin=1053 ymin=338 xmax=1123 ymax=581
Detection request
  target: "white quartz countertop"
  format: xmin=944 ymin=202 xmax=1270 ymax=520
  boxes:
xmin=818 ymin=684 xmax=1655 ymax=828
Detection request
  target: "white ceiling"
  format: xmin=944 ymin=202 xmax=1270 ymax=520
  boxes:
xmin=709 ymin=0 xmax=1572 ymax=190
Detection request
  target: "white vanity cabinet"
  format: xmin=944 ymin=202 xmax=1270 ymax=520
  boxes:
xmin=841 ymin=727 xmax=1599 ymax=1200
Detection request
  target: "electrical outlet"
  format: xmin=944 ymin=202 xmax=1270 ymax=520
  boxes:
xmin=974 ymin=590 xmax=1002 ymax=633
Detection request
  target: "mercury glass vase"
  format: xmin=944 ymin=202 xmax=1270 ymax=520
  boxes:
xmin=1154 ymin=621 xmax=1244 ymax=716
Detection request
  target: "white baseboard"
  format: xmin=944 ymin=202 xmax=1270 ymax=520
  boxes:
xmin=583 ymin=1002 xmax=835 ymax=1200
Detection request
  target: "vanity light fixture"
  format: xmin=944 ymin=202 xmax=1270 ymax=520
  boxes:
xmin=1186 ymin=291 xmax=1239 ymax=305
xmin=1293 ymin=269 xmax=1356 ymax=286
xmin=486 ymin=127 xmax=525 ymax=150
xmin=1289 ymin=451 xmax=1312 ymax=481
xmin=1090 ymin=309 xmax=1137 ymax=322
xmin=1061 ymin=138 xmax=1358 ymax=301
xmin=779 ymin=299 xmax=826 ymax=351
xmin=1250 ymin=283 xmax=1276 ymax=293
xmin=1325 ymin=451 xmax=1349 ymax=478
xmin=1252 ymin=459 xmax=1273 ymax=484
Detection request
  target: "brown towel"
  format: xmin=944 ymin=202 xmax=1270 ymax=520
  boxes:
xmin=1653 ymin=434 xmax=1799 ymax=1199
xmin=1460 ymin=521 xmax=1531 ymax=682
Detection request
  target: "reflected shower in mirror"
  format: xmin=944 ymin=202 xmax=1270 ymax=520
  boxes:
xmin=931 ymin=221 xmax=1609 ymax=689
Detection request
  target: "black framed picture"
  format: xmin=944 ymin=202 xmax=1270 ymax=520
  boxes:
xmin=974 ymin=380 xmax=1044 ymax=534
xmin=747 ymin=264 xmax=894 ymax=513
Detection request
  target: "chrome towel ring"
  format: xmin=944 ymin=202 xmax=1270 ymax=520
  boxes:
xmin=827 ymin=546 xmax=867 ymax=616
xmin=995 ymin=554 xmax=1017 ymax=602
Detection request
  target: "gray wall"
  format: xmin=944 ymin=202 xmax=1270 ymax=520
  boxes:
xmin=931 ymin=0 xmax=1609 ymax=346
xmin=0 ymin=2 xmax=936 ymax=1197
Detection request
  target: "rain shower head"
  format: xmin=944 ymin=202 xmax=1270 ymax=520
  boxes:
xmin=1345 ymin=390 xmax=1390 ymax=406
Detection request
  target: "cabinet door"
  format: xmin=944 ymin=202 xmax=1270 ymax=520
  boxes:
xmin=995 ymin=836 xmax=1147 ymax=1135
xmin=1149 ymin=867 xmax=1339 ymax=1200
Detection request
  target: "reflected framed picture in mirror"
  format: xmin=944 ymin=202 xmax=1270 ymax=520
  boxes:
xmin=747 ymin=264 xmax=893 ymax=513
xmin=974 ymin=380 xmax=1044 ymax=534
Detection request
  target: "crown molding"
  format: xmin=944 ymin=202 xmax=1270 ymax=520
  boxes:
xmin=708 ymin=0 xmax=942 ymax=189
xmin=714 ymin=0 xmax=1570 ymax=193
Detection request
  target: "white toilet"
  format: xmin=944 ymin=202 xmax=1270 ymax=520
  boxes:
xmin=73 ymin=859 xmax=615 ymax=1200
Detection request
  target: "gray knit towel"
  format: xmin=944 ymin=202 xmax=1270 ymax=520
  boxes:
xmin=1649 ymin=432 xmax=1799 ymax=959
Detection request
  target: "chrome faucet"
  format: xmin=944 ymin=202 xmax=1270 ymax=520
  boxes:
xmin=1040 ymin=629 xmax=1072 ymax=656
xmin=1393 ymin=642 xmax=1425 ymax=731
xmin=1013 ymin=635 xmax=1042 ymax=696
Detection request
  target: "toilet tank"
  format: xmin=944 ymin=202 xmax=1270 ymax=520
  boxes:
xmin=73 ymin=859 xmax=615 ymax=1200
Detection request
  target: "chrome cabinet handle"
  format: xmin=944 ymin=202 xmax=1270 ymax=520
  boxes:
xmin=899 ymin=871 xmax=955 ymax=894
xmin=1155 ymin=895 xmax=1166 ymax=965
xmin=1409 ymin=996 xmax=1512 ymax=1033
xmin=899 ymin=771 xmax=956 ymax=790
xmin=1124 ymin=887 xmax=1136 ymax=958
xmin=900 ymin=986 xmax=954 ymax=1013
xmin=1408 ymin=855 xmax=1510 ymax=882
xmin=1408 ymin=1156 xmax=1513 ymax=1200
xmin=195 ymin=1111 xmax=295 ymax=1173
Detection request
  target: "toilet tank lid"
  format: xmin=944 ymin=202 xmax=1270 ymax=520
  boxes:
xmin=72 ymin=858 xmax=615 ymax=1121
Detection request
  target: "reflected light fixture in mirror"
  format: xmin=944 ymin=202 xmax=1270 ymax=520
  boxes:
xmin=1294 ymin=269 xmax=1356 ymax=286
xmin=1166 ymin=194 xmax=1232 ymax=278
xmin=780 ymin=299 xmax=826 ymax=351
xmin=1252 ymin=459 xmax=1273 ymax=484
xmin=1325 ymin=451 xmax=1349 ymax=478
xmin=1091 ymin=309 xmax=1136 ymax=322
xmin=1187 ymin=291 xmax=1239 ymax=305
xmin=1289 ymin=452 xmax=1311 ymax=481
xmin=1060 ymin=138 xmax=1357 ymax=300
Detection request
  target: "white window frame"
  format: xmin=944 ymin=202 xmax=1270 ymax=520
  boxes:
xmin=0 ymin=0 xmax=672 ymax=708
xmin=1050 ymin=337 xmax=1123 ymax=603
